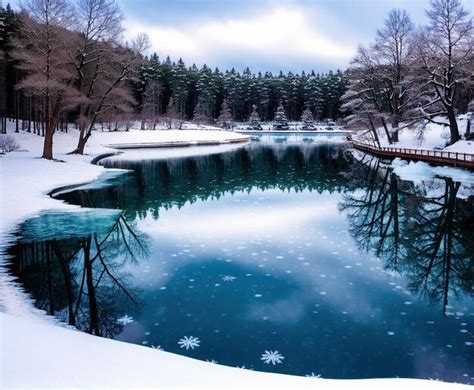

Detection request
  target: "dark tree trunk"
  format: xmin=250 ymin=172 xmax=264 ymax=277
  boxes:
xmin=447 ymin=108 xmax=460 ymax=145
xmin=42 ymin=126 xmax=54 ymax=159
xmin=84 ymin=237 xmax=101 ymax=336
xmin=51 ymin=240 xmax=76 ymax=326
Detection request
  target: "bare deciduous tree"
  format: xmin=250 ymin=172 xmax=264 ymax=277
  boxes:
xmin=342 ymin=45 xmax=391 ymax=145
xmin=13 ymin=0 xmax=76 ymax=159
xmin=373 ymin=9 xmax=414 ymax=142
xmin=70 ymin=0 xmax=123 ymax=141
xmin=410 ymin=0 xmax=473 ymax=145
xmin=69 ymin=0 xmax=149 ymax=153
xmin=70 ymin=34 xmax=149 ymax=153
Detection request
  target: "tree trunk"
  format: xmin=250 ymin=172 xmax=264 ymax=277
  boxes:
xmin=381 ymin=118 xmax=393 ymax=144
xmin=391 ymin=119 xmax=399 ymax=143
xmin=71 ymin=125 xmax=91 ymax=154
xmin=368 ymin=115 xmax=381 ymax=147
xmin=51 ymin=240 xmax=76 ymax=326
xmin=390 ymin=173 xmax=399 ymax=270
xmin=84 ymin=237 xmax=101 ymax=336
xmin=447 ymin=108 xmax=460 ymax=145
xmin=42 ymin=127 xmax=54 ymax=159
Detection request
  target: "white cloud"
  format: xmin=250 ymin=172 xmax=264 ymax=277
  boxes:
xmin=123 ymin=6 xmax=356 ymax=70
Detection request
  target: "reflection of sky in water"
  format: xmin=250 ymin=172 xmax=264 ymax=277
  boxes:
xmin=118 ymin=188 xmax=473 ymax=382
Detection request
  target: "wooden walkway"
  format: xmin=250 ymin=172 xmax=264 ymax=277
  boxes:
xmin=352 ymin=140 xmax=474 ymax=169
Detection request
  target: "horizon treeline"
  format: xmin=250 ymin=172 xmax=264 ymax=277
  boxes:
xmin=135 ymin=54 xmax=347 ymax=123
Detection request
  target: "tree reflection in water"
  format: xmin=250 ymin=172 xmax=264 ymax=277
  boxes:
xmin=9 ymin=212 xmax=150 ymax=337
xmin=340 ymin=154 xmax=474 ymax=313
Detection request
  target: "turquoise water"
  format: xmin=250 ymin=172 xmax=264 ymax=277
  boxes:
xmin=8 ymin=138 xmax=474 ymax=383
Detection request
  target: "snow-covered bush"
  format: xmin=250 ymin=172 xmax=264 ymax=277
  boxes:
xmin=0 ymin=135 xmax=20 ymax=154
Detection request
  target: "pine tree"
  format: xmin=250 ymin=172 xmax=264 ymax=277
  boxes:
xmin=165 ymin=97 xmax=181 ymax=129
xmin=304 ymin=74 xmax=323 ymax=120
xmin=171 ymin=58 xmax=188 ymax=117
xmin=248 ymin=104 xmax=262 ymax=130
xmin=273 ymin=102 xmax=289 ymax=130
xmin=217 ymin=98 xmax=233 ymax=129
xmin=196 ymin=65 xmax=218 ymax=119
xmin=193 ymin=97 xmax=210 ymax=126
xmin=300 ymin=106 xmax=315 ymax=129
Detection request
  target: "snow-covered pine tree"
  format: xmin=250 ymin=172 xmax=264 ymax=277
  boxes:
xmin=165 ymin=97 xmax=182 ymax=129
xmin=248 ymin=104 xmax=262 ymax=130
xmin=241 ymin=67 xmax=252 ymax=117
xmin=224 ymin=68 xmax=242 ymax=120
xmin=196 ymin=64 xmax=218 ymax=120
xmin=217 ymin=98 xmax=233 ymax=129
xmin=171 ymin=58 xmax=188 ymax=117
xmin=273 ymin=102 xmax=289 ymax=130
xmin=193 ymin=97 xmax=210 ymax=126
xmin=258 ymin=72 xmax=271 ymax=120
xmin=300 ymin=106 xmax=315 ymax=130
xmin=303 ymin=74 xmax=319 ymax=120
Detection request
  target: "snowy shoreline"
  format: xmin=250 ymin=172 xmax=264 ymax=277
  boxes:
xmin=0 ymin=128 xmax=470 ymax=389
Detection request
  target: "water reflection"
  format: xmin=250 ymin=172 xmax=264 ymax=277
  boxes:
xmin=60 ymin=143 xmax=351 ymax=219
xmin=340 ymin=155 xmax=474 ymax=313
xmin=7 ymin=142 xmax=474 ymax=383
xmin=10 ymin=211 xmax=149 ymax=337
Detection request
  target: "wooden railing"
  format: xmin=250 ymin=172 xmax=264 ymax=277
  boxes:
xmin=351 ymin=140 xmax=474 ymax=169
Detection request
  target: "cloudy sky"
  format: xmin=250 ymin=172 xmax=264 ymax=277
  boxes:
xmin=118 ymin=0 xmax=431 ymax=72
xmin=8 ymin=0 xmax=472 ymax=73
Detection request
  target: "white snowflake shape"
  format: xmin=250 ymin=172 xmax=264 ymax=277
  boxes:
xmin=117 ymin=315 xmax=133 ymax=325
xmin=222 ymin=275 xmax=237 ymax=282
xmin=178 ymin=336 xmax=200 ymax=350
xmin=305 ymin=372 xmax=321 ymax=378
xmin=151 ymin=345 xmax=164 ymax=351
xmin=260 ymin=350 xmax=285 ymax=365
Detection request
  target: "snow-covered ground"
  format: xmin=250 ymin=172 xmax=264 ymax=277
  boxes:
xmin=364 ymin=116 xmax=473 ymax=154
xmin=351 ymin=116 xmax=474 ymax=190
xmin=0 ymin=124 xmax=470 ymax=389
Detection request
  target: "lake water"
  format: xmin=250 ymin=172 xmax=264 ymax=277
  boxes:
xmin=8 ymin=135 xmax=474 ymax=383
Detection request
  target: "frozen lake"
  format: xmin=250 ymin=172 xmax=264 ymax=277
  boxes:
xmin=8 ymin=136 xmax=474 ymax=383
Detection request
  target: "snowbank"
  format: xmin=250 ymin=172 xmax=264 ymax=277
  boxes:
xmin=391 ymin=158 xmax=474 ymax=186
xmin=1 ymin=312 xmax=467 ymax=389
xmin=367 ymin=116 xmax=473 ymax=154
xmin=0 ymin=126 xmax=467 ymax=389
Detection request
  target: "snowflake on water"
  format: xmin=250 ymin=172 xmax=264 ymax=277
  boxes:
xmin=178 ymin=336 xmax=200 ymax=350
xmin=117 ymin=315 xmax=134 ymax=325
xmin=306 ymin=372 xmax=321 ymax=378
xmin=260 ymin=350 xmax=285 ymax=365
xmin=151 ymin=345 xmax=164 ymax=351
xmin=222 ymin=275 xmax=237 ymax=282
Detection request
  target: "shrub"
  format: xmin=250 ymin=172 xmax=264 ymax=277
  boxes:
xmin=0 ymin=135 xmax=21 ymax=154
